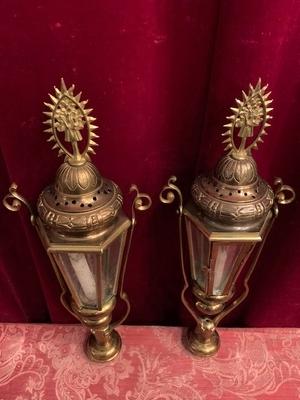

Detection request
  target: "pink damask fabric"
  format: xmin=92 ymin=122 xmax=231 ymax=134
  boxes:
xmin=1 ymin=324 xmax=300 ymax=399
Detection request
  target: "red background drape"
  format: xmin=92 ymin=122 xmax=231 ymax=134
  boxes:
xmin=0 ymin=0 xmax=299 ymax=327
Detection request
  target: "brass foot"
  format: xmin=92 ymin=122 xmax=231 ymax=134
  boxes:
xmin=85 ymin=329 xmax=122 ymax=362
xmin=183 ymin=327 xmax=220 ymax=357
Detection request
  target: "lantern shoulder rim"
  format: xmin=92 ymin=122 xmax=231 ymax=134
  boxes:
xmin=36 ymin=211 xmax=131 ymax=253
xmin=183 ymin=202 xmax=273 ymax=242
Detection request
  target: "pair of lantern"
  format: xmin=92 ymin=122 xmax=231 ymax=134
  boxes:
xmin=3 ymin=79 xmax=294 ymax=361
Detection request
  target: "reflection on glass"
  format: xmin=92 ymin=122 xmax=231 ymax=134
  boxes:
xmin=69 ymin=253 xmax=97 ymax=301
xmin=54 ymin=252 xmax=98 ymax=308
xmin=185 ymin=218 xmax=210 ymax=290
xmin=100 ymin=232 xmax=127 ymax=306
xmin=53 ymin=231 xmax=128 ymax=309
xmin=212 ymin=244 xmax=241 ymax=295
xmin=213 ymin=243 xmax=251 ymax=295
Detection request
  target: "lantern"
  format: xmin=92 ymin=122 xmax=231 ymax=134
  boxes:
xmin=160 ymin=80 xmax=295 ymax=356
xmin=3 ymin=79 xmax=151 ymax=362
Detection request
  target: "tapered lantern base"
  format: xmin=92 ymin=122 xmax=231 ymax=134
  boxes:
xmin=183 ymin=327 xmax=220 ymax=357
xmin=86 ymin=329 xmax=122 ymax=362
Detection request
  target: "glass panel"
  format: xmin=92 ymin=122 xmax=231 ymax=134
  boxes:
xmin=99 ymin=231 xmax=127 ymax=307
xmin=53 ymin=252 xmax=98 ymax=308
xmin=212 ymin=243 xmax=252 ymax=295
xmin=185 ymin=217 xmax=210 ymax=290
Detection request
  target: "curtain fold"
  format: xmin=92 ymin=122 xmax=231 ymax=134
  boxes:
xmin=0 ymin=0 xmax=299 ymax=326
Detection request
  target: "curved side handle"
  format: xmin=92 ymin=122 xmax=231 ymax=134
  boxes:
xmin=273 ymin=177 xmax=295 ymax=217
xmin=111 ymin=184 xmax=152 ymax=330
xmin=3 ymin=183 xmax=36 ymax=225
xmin=159 ymin=176 xmax=200 ymax=325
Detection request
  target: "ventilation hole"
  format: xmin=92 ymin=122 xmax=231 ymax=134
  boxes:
xmin=244 ymin=193 xmax=248 ymax=196
xmin=65 ymin=201 xmax=68 ymax=206
xmin=93 ymin=197 xmax=97 ymax=201
xmin=252 ymin=195 xmax=256 ymax=199
xmin=229 ymin=192 xmax=232 ymax=196
xmin=103 ymin=185 xmax=112 ymax=194
xmin=56 ymin=202 xmax=60 ymax=206
xmin=88 ymin=204 xmax=92 ymax=208
xmin=80 ymin=203 xmax=84 ymax=207
xmin=219 ymin=194 xmax=223 ymax=197
xmin=238 ymin=190 xmax=241 ymax=194
xmin=72 ymin=200 xmax=76 ymax=204
xmin=216 ymin=188 xmax=219 ymax=192
xmin=54 ymin=195 xmax=58 ymax=200
xmin=97 ymin=190 xmax=101 ymax=194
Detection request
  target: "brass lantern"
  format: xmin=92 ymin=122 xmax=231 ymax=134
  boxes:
xmin=160 ymin=80 xmax=295 ymax=356
xmin=3 ymin=79 xmax=151 ymax=362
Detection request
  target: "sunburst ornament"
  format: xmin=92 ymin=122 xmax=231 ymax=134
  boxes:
xmin=222 ymin=79 xmax=273 ymax=157
xmin=43 ymin=78 xmax=99 ymax=165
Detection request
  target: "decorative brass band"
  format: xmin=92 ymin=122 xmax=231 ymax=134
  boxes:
xmin=192 ymin=170 xmax=274 ymax=225
xmin=37 ymin=177 xmax=123 ymax=235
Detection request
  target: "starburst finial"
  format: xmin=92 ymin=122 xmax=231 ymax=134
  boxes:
xmin=222 ymin=79 xmax=273 ymax=158
xmin=43 ymin=78 xmax=99 ymax=165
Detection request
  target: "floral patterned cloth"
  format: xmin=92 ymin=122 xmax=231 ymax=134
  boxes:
xmin=1 ymin=324 xmax=300 ymax=399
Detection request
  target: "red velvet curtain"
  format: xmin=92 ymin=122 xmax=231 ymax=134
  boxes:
xmin=0 ymin=0 xmax=299 ymax=327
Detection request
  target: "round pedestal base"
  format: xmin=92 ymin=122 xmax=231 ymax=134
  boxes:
xmin=183 ymin=328 xmax=220 ymax=357
xmin=86 ymin=329 xmax=122 ymax=362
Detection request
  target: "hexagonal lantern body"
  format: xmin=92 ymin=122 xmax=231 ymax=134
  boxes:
xmin=37 ymin=212 xmax=130 ymax=311
xmin=184 ymin=201 xmax=272 ymax=313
